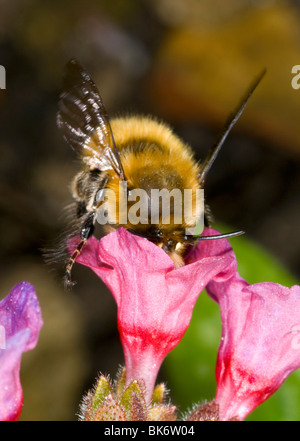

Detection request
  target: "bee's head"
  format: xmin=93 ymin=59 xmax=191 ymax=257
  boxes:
xmin=126 ymin=225 xmax=189 ymax=268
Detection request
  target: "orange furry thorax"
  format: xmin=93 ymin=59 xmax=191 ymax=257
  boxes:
xmin=104 ymin=116 xmax=201 ymax=233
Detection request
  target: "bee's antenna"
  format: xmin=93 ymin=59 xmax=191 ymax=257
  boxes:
xmin=198 ymin=69 xmax=266 ymax=186
xmin=193 ymin=230 xmax=245 ymax=241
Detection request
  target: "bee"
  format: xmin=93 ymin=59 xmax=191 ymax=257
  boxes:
xmin=57 ymin=59 xmax=264 ymax=288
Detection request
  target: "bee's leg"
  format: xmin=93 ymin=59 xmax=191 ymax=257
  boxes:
xmin=64 ymin=211 xmax=95 ymax=289
xmin=64 ymin=174 xmax=108 ymax=288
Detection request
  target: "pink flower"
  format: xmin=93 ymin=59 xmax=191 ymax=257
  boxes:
xmin=204 ymin=235 xmax=300 ymax=421
xmin=0 ymin=282 xmax=43 ymax=421
xmin=71 ymin=227 xmax=235 ymax=402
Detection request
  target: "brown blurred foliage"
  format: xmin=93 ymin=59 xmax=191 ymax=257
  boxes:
xmin=0 ymin=0 xmax=300 ymax=420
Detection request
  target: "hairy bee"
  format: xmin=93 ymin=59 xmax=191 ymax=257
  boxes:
xmin=57 ymin=59 xmax=264 ymax=287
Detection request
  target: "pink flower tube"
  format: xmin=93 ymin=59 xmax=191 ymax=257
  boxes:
xmin=204 ymin=236 xmax=300 ymax=421
xmin=0 ymin=282 xmax=43 ymax=421
xmin=72 ymin=227 xmax=236 ymax=402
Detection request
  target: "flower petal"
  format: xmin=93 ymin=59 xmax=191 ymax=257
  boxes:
xmin=0 ymin=282 xmax=43 ymax=421
xmin=207 ymin=253 xmax=300 ymax=420
xmin=73 ymin=227 xmax=236 ymax=402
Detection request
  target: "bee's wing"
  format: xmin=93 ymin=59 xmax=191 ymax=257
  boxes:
xmin=57 ymin=58 xmax=125 ymax=179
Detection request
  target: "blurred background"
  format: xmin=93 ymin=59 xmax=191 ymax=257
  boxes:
xmin=1 ymin=0 xmax=300 ymax=421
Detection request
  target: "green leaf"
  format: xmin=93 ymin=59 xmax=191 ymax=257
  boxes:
xmin=151 ymin=383 xmax=167 ymax=405
xmin=120 ymin=380 xmax=146 ymax=420
xmin=92 ymin=375 xmax=113 ymax=413
xmin=163 ymin=226 xmax=300 ymax=421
